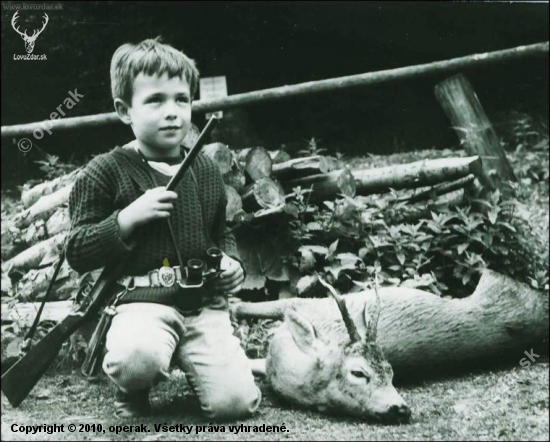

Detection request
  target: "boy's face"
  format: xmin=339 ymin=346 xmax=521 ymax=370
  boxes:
xmin=122 ymin=72 xmax=192 ymax=155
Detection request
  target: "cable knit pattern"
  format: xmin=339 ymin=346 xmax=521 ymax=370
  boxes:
xmin=66 ymin=145 xmax=239 ymax=276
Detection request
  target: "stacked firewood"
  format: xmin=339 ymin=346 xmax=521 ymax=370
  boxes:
xmin=1 ymin=144 xmax=481 ymax=325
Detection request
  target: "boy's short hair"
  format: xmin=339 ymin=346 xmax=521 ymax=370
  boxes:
xmin=110 ymin=37 xmax=199 ymax=104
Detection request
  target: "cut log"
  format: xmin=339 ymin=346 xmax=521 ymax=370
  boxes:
xmin=23 ymin=220 xmax=48 ymax=246
xmin=201 ymin=142 xmax=233 ymax=174
xmin=21 ymin=169 xmax=81 ymax=209
xmin=14 ymin=261 xmax=78 ymax=302
xmin=234 ymin=269 xmax=549 ymax=381
xmin=1 ymin=270 xmax=13 ymax=294
xmin=400 ymin=174 xmax=475 ymax=204
xmin=245 ymin=147 xmax=273 ymax=182
xmin=223 ymin=167 xmax=246 ymax=193
xmin=269 ymin=150 xmax=292 ymax=164
xmin=272 ymin=155 xmax=341 ymax=181
xmin=435 ymin=74 xmax=517 ymax=194
xmin=242 ymin=178 xmax=286 ymax=212
xmin=381 ymin=189 xmax=465 ymax=225
xmin=1 ymin=300 xmax=74 ymax=328
xmin=225 ymin=185 xmax=243 ymax=222
xmin=235 ymin=148 xmax=252 ymax=163
xmin=344 ymin=156 xmax=479 ymax=196
xmin=13 ymin=184 xmax=73 ymax=229
xmin=45 ymin=208 xmax=71 ymax=237
xmin=2 ymin=232 xmax=67 ymax=275
xmin=284 ymin=168 xmax=357 ymax=199
xmin=1 ymin=223 xmax=26 ymax=262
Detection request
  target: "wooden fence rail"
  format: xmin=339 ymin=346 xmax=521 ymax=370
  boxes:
xmin=1 ymin=41 xmax=548 ymax=138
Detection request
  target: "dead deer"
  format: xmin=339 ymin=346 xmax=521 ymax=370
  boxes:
xmin=233 ymin=269 xmax=548 ymax=422
xmin=235 ymin=274 xmax=411 ymax=423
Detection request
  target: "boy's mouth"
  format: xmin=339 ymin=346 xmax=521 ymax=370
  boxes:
xmin=159 ymin=126 xmax=181 ymax=131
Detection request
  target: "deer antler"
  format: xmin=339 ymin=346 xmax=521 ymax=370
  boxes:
xmin=31 ymin=13 xmax=49 ymax=39
xmin=11 ymin=11 xmax=27 ymax=38
xmin=365 ymin=271 xmax=382 ymax=342
xmin=316 ymin=273 xmax=362 ymax=343
xmin=11 ymin=12 xmax=48 ymax=41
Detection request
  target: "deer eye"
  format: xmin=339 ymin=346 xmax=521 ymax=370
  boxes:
xmin=351 ymin=370 xmax=370 ymax=383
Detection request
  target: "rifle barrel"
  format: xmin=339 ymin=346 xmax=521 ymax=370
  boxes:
xmin=166 ymin=116 xmax=219 ymax=191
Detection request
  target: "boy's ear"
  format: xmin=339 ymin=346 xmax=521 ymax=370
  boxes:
xmin=114 ymin=98 xmax=132 ymax=125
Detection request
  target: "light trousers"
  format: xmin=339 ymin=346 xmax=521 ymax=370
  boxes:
xmin=102 ymin=295 xmax=261 ymax=421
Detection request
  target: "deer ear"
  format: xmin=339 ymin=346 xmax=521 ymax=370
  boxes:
xmin=285 ymin=309 xmax=319 ymax=355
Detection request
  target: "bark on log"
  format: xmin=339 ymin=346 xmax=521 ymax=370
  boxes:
xmin=400 ymin=174 xmax=475 ymax=204
xmin=350 ymin=156 xmax=480 ymax=196
xmin=272 ymin=156 xmax=340 ymax=181
xmin=14 ymin=260 xmax=77 ymax=301
xmin=435 ymin=74 xmax=517 ymax=194
xmin=2 ymin=232 xmax=67 ymax=275
xmin=202 ymin=142 xmax=233 ymax=174
xmin=1 ymin=300 xmax=74 ymax=328
xmin=225 ymin=185 xmax=243 ymax=222
xmin=234 ymin=269 xmax=549 ymax=381
xmin=23 ymin=220 xmax=48 ymax=246
xmin=21 ymin=169 xmax=80 ymax=209
xmin=13 ymin=184 xmax=73 ymax=229
xmin=284 ymin=168 xmax=357 ymax=199
xmin=242 ymin=178 xmax=286 ymax=212
xmin=245 ymin=147 xmax=273 ymax=182
xmin=45 ymin=208 xmax=71 ymax=237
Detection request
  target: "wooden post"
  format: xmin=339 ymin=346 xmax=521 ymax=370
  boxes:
xmin=435 ymin=74 xmax=517 ymax=194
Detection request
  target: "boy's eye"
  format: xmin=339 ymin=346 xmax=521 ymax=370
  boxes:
xmin=147 ymin=97 xmax=162 ymax=104
xmin=177 ymin=96 xmax=190 ymax=103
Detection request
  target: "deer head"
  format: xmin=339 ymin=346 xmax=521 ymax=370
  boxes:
xmin=266 ymin=276 xmax=411 ymax=422
xmin=12 ymin=12 xmax=49 ymax=54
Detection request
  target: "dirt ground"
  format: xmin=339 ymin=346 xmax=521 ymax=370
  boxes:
xmin=1 ymin=357 xmax=548 ymax=441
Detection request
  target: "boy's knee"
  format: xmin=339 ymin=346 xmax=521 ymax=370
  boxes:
xmin=203 ymin=386 xmax=262 ymax=421
xmin=103 ymin=346 xmax=171 ymax=391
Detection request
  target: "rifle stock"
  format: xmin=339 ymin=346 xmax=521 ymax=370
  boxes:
xmin=1 ymin=117 xmax=219 ymax=408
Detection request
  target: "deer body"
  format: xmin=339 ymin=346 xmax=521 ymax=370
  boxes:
xmin=234 ymin=270 xmax=548 ymax=421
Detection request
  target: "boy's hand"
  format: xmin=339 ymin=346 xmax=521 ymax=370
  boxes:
xmin=214 ymin=254 xmax=244 ymax=295
xmin=118 ymin=186 xmax=178 ymax=238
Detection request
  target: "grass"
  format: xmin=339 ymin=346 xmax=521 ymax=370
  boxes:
xmin=1 ymin=359 xmax=548 ymax=441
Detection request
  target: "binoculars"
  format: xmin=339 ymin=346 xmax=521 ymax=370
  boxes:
xmin=181 ymin=247 xmax=223 ymax=288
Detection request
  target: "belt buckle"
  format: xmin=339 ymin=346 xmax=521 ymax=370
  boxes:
xmin=158 ymin=266 xmax=176 ymax=287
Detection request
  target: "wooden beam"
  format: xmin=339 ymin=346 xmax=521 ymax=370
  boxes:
xmin=2 ymin=42 xmax=547 ymax=138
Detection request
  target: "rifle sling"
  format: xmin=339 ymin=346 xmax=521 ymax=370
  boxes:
xmin=24 ymin=248 xmax=67 ymax=344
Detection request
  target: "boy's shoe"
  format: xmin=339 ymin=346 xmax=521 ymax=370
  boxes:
xmin=114 ymin=388 xmax=151 ymax=418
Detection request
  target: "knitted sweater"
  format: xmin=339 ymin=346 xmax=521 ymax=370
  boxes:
xmin=66 ymin=144 xmax=239 ymax=277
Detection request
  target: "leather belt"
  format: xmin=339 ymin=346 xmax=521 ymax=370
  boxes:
xmin=118 ymin=266 xmax=185 ymax=289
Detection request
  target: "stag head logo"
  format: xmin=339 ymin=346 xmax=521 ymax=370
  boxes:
xmin=11 ymin=12 xmax=49 ymax=54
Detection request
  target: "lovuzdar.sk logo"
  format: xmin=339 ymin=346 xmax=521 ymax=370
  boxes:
xmin=11 ymin=11 xmax=48 ymax=55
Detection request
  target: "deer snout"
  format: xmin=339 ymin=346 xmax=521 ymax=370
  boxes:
xmin=387 ymin=404 xmax=411 ymax=422
xmin=374 ymin=403 xmax=411 ymax=424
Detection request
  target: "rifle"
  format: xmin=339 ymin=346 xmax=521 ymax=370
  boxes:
xmin=1 ymin=116 xmax=219 ymax=408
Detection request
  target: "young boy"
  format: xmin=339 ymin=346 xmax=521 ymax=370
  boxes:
xmin=66 ymin=38 xmax=261 ymax=420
